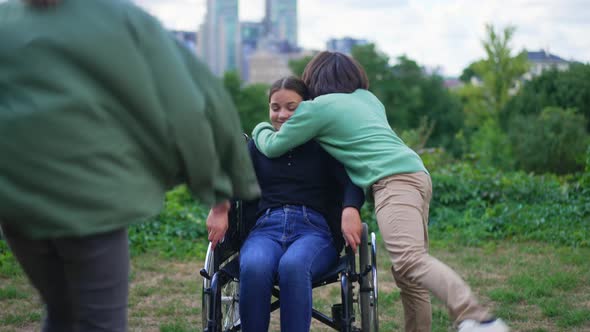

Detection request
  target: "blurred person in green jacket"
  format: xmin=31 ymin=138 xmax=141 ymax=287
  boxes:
xmin=0 ymin=0 xmax=260 ymax=331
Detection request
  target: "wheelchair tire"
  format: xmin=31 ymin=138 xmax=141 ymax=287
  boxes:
xmin=202 ymin=245 xmax=241 ymax=332
xmin=202 ymin=243 xmax=215 ymax=331
xmin=359 ymin=225 xmax=378 ymax=332
xmin=218 ymin=277 xmax=241 ymax=331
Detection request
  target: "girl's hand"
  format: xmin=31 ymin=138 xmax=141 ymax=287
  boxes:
xmin=341 ymin=207 xmax=362 ymax=253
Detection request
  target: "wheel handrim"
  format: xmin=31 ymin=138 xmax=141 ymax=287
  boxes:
xmin=202 ymin=243 xmax=214 ymax=330
xmin=371 ymin=232 xmax=379 ymax=331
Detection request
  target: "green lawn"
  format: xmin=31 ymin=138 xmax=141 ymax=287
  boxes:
xmin=1 ymin=239 xmax=589 ymax=331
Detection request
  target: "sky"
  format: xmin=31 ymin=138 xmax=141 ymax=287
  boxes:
xmin=135 ymin=0 xmax=590 ymax=76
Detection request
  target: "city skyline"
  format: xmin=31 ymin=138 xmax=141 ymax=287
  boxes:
xmin=264 ymin=0 xmax=298 ymax=49
xmin=198 ymin=0 xmax=240 ymax=75
xmin=134 ymin=0 xmax=590 ymax=77
xmin=196 ymin=0 xmax=300 ymax=77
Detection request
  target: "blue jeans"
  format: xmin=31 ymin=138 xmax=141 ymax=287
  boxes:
xmin=239 ymin=205 xmax=339 ymax=332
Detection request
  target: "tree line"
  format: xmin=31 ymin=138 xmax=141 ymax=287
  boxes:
xmin=224 ymin=24 xmax=590 ymax=175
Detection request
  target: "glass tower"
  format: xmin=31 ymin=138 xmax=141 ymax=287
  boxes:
xmin=265 ymin=0 xmax=298 ymax=49
xmin=198 ymin=0 xmax=240 ymax=75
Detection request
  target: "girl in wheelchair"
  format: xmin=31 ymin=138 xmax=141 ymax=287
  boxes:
xmin=207 ymin=76 xmax=365 ymax=332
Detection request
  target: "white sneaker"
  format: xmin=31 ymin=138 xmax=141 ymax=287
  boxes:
xmin=458 ymin=318 xmax=510 ymax=332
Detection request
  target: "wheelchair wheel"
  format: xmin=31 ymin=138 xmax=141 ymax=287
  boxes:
xmin=218 ymin=277 xmax=240 ymax=331
xmin=359 ymin=224 xmax=378 ymax=331
xmin=202 ymin=243 xmax=214 ymax=330
xmin=202 ymin=245 xmax=241 ymax=332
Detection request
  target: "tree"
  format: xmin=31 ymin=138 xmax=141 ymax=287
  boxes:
xmin=452 ymin=24 xmax=529 ymax=167
xmin=223 ymin=70 xmax=241 ymax=97
xmin=352 ymin=45 xmax=464 ymax=152
xmin=509 ymin=107 xmax=588 ymax=174
xmin=288 ymin=55 xmax=314 ymax=77
xmin=459 ymin=60 xmax=484 ymax=83
xmin=505 ymin=63 xmax=590 ymax=131
xmin=351 ymin=44 xmax=393 ymax=98
xmin=222 ymin=71 xmax=269 ymax=135
xmin=237 ymin=83 xmax=271 ymax=135
xmin=473 ymin=24 xmax=529 ymax=117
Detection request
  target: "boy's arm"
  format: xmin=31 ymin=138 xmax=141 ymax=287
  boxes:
xmin=127 ymin=7 xmax=259 ymax=206
xmin=177 ymin=44 xmax=260 ymax=204
xmin=125 ymin=7 xmax=221 ymax=206
xmin=252 ymin=102 xmax=326 ymax=158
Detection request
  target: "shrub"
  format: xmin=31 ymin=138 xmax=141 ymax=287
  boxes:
xmin=128 ymin=185 xmax=209 ymax=258
xmin=509 ymin=107 xmax=588 ymax=174
xmin=469 ymin=119 xmax=514 ymax=170
xmin=429 ymin=162 xmax=590 ymax=247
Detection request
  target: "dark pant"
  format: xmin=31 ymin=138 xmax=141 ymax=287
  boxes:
xmin=1 ymin=225 xmax=129 ymax=332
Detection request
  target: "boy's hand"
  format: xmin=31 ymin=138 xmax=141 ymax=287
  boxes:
xmin=206 ymin=200 xmax=230 ymax=250
xmin=341 ymin=207 xmax=362 ymax=253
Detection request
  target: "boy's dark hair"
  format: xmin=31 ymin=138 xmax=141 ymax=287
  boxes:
xmin=301 ymin=51 xmax=369 ymax=99
xmin=268 ymin=76 xmax=310 ymax=102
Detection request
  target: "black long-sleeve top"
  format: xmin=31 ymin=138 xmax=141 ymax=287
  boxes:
xmin=247 ymin=140 xmax=364 ymax=249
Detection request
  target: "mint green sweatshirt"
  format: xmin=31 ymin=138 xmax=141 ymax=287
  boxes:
xmin=253 ymin=89 xmax=427 ymax=195
xmin=0 ymin=0 xmax=259 ymax=238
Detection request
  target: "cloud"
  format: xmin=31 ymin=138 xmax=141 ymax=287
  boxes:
xmin=300 ymin=0 xmax=590 ymax=74
xmin=132 ymin=0 xmax=590 ymax=76
xmin=135 ymin=0 xmax=206 ymax=30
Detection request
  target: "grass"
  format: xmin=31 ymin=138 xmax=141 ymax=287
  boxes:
xmin=1 ymin=239 xmax=589 ymax=331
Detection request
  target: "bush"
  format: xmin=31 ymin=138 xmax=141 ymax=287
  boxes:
xmin=420 ymin=147 xmax=455 ymax=171
xmin=429 ymin=162 xmax=590 ymax=247
xmin=469 ymin=119 xmax=514 ymax=170
xmin=0 ymin=239 xmax=22 ymax=277
xmin=509 ymin=107 xmax=588 ymax=174
xmin=583 ymin=145 xmax=590 ymax=186
xmin=2 ymin=155 xmax=588 ymax=270
xmin=128 ymin=185 xmax=209 ymax=258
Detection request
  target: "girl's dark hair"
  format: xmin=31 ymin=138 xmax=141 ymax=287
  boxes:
xmin=301 ymin=51 xmax=369 ymax=99
xmin=268 ymin=76 xmax=310 ymax=102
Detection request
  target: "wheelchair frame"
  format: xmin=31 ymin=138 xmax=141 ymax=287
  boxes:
xmin=200 ymin=200 xmax=378 ymax=332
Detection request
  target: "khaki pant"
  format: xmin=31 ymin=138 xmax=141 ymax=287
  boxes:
xmin=373 ymin=172 xmax=490 ymax=332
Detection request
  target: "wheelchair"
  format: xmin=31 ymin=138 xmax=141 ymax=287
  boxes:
xmin=200 ymin=199 xmax=379 ymax=332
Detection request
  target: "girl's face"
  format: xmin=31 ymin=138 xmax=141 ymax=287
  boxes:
xmin=269 ymin=89 xmax=303 ymax=130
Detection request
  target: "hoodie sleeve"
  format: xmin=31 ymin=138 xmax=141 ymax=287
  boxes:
xmin=176 ymin=44 xmax=260 ymax=203
xmin=252 ymin=100 xmax=328 ymax=158
xmin=126 ymin=6 xmax=259 ymax=205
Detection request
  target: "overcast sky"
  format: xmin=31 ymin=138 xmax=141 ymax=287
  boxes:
xmin=134 ymin=0 xmax=589 ymax=76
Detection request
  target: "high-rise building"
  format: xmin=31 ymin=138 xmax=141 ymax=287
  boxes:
xmin=240 ymin=21 xmax=265 ymax=81
xmin=264 ymin=0 xmax=298 ymax=49
xmin=326 ymin=37 xmax=369 ymax=55
xmin=248 ymin=49 xmax=312 ymax=85
xmin=198 ymin=0 xmax=240 ymax=76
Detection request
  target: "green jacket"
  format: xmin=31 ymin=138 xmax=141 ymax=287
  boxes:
xmin=253 ymin=89 xmax=426 ymax=197
xmin=0 ymin=0 xmax=260 ymax=239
